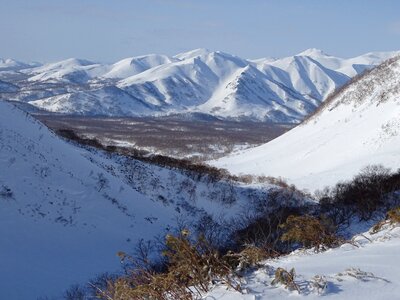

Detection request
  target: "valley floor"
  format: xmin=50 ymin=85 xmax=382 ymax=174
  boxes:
xmin=35 ymin=113 xmax=292 ymax=161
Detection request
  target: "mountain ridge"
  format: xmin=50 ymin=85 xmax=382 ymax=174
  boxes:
xmin=0 ymin=49 xmax=399 ymax=122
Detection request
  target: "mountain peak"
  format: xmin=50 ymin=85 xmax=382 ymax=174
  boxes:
xmin=0 ymin=58 xmax=35 ymax=70
xmin=298 ymin=48 xmax=329 ymax=57
xmin=174 ymin=48 xmax=212 ymax=60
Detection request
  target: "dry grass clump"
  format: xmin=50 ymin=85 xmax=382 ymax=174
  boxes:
xmin=102 ymin=230 xmax=241 ymax=300
xmin=224 ymin=244 xmax=269 ymax=271
xmin=271 ymin=267 xmax=300 ymax=293
xmin=371 ymin=206 xmax=400 ymax=234
xmin=387 ymin=206 xmax=400 ymax=223
xmin=280 ymin=215 xmax=340 ymax=252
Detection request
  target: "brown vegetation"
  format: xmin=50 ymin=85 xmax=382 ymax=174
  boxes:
xmin=102 ymin=230 xmax=241 ymax=300
xmin=280 ymin=215 xmax=340 ymax=252
xmin=271 ymin=267 xmax=300 ymax=293
xmin=371 ymin=206 xmax=400 ymax=234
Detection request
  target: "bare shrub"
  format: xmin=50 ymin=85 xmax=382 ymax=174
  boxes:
xmin=271 ymin=267 xmax=300 ymax=293
xmin=387 ymin=206 xmax=400 ymax=223
xmin=280 ymin=215 xmax=340 ymax=251
xmin=371 ymin=206 xmax=400 ymax=233
xmin=224 ymin=244 xmax=268 ymax=271
xmin=96 ymin=173 xmax=109 ymax=192
xmin=104 ymin=230 xmax=241 ymax=300
xmin=63 ymin=284 xmax=86 ymax=300
xmin=319 ymin=165 xmax=400 ymax=222
xmin=109 ymin=271 xmax=192 ymax=300
xmin=0 ymin=185 xmax=13 ymax=199
xmin=57 ymin=129 xmax=103 ymax=149
xmin=232 ymin=205 xmax=304 ymax=255
xmin=308 ymin=275 xmax=328 ymax=295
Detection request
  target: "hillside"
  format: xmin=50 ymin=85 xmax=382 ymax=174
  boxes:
xmin=212 ymin=56 xmax=400 ymax=191
xmin=0 ymin=49 xmax=398 ymax=122
xmin=0 ymin=101 xmax=306 ymax=299
xmin=0 ymin=101 xmax=175 ymax=299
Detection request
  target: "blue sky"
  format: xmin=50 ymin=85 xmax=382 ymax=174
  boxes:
xmin=1 ymin=0 xmax=400 ymax=62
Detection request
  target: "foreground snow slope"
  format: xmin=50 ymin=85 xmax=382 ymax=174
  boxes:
xmin=0 ymin=102 xmax=268 ymax=299
xmin=1 ymin=49 xmax=398 ymax=122
xmin=213 ymin=56 xmax=400 ymax=191
xmin=0 ymin=101 xmax=179 ymax=299
xmin=208 ymin=223 xmax=400 ymax=299
xmin=1 ymin=102 xmax=304 ymax=299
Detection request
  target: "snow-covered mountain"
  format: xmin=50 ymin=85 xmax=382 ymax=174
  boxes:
xmin=24 ymin=55 xmax=177 ymax=83
xmin=102 ymin=54 xmax=178 ymax=79
xmin=0 ymin=58 xmax=39 ymax=71
xmin=1 ymin=49 xmax=398 ymax=122
xmin=212 ymin=56 xmax=400 ymax=191
xmin=26 ymin=58 xmax=101 ymax=83
xmin=29 ymin=85 xmax=155 ymax=116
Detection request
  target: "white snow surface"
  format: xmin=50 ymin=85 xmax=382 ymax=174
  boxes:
xmin=212 ymin=56 xmax=400 ymax=191
xmin=2 ymin=49 xmax=399 ymax=122
xmin=207 ymin=223 xmax=400 ymax=299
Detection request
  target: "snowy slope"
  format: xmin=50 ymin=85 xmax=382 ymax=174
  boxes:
xmin=197 ymin=64 xmax=312 ymax=122
xmin=26 ymin=58 xmax=103 ymax=83
xmin=2 ymin=49 xmax=398 ymax=122
xmin=118 ymin=53 xmax=222 ymax=108
xmin=0 ymin=101 xmax=305 ymax=299
xmin=102 ymin=54 xmax=178 ymax=79
xmin=212 ymin=56 xmax=400 ymax=191
xmin=24 ymin=54 xmax=177 ymax=83
xmin=208 ymin=223 xmax=400 ymax=299
xmin=0 ymin=103 xmax=233 ymax=298
xmin=0 ymin=101 xmax=178 ymax=299
xmin=29 ymin=85 xmax=155 ymax=116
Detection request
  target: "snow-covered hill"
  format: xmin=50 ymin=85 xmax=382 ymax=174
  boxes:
xmin=102 ymin=54 xmax=178 ymax=79
xmin=0 ymin=58 xmax=39 ymax=71
xmin=212 ymin=56 xmax=400 ymax=191
xmin=0 ymin=101 xmax=306 ymax=299
xmin=0 ymin=101 xmax=176 ymax=299
xmin=1 ymin=49 xmax=398 ymax=122
xmin=26 ymin=58 xmax=101 ymax=83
